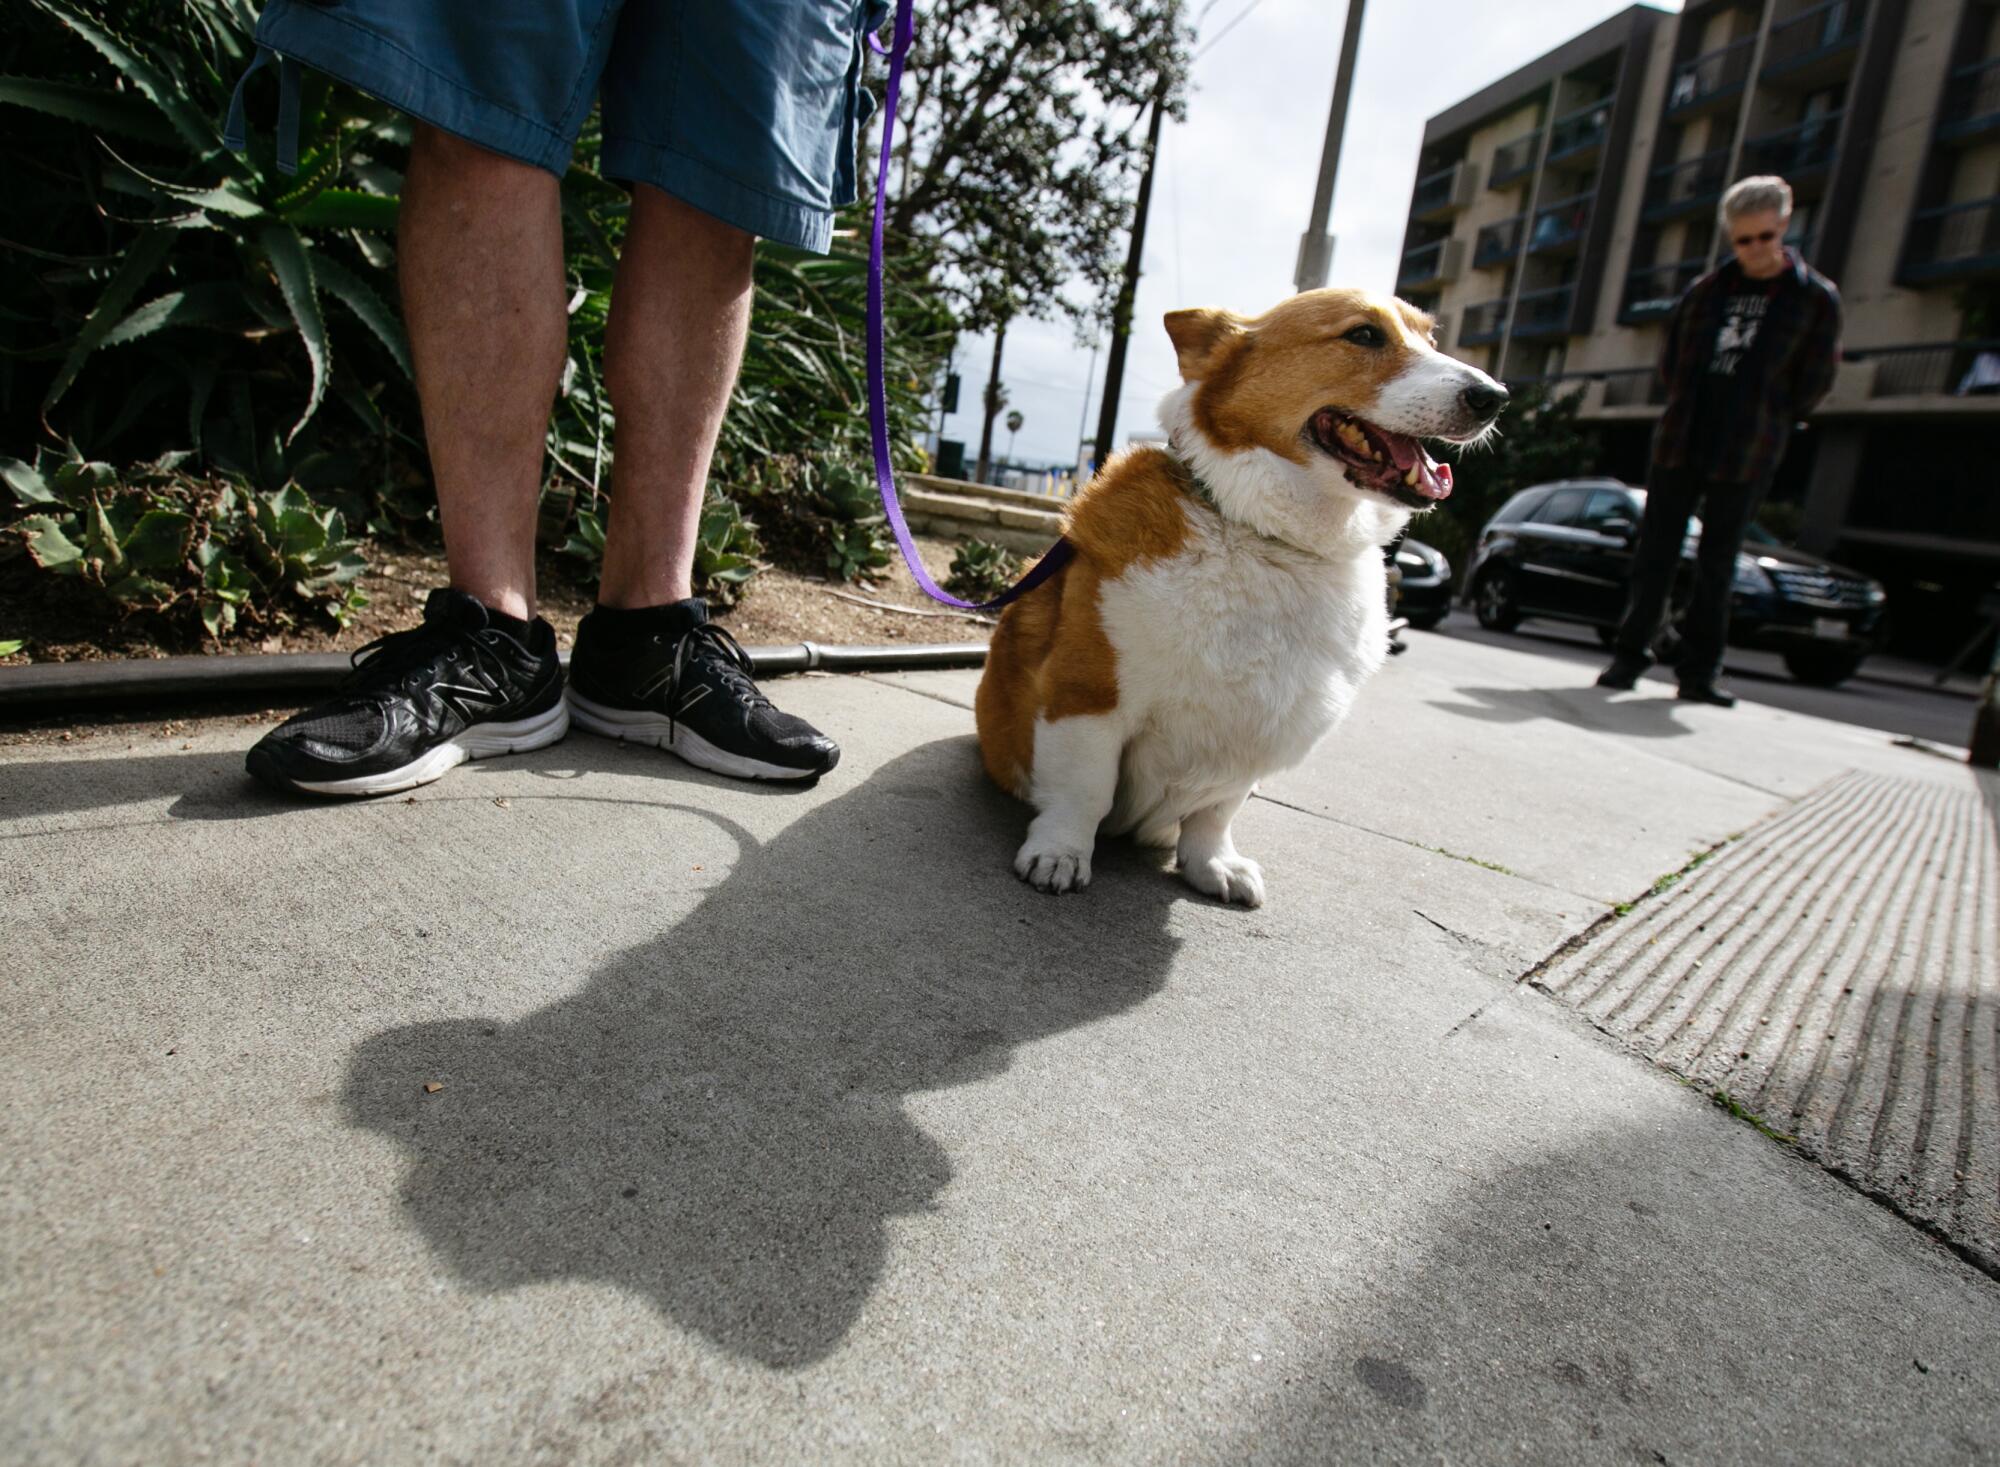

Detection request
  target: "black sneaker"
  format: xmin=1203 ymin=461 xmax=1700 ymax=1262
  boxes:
xmin=246 ymin=588 xmax=568 ymax=797
xmin=1595 ymin=653 xmax=1649 ymax=690
xmin=1677 ymin=682 xmax=1737 ymax=708
xmin=565 ymin=599 xmax=839 ymax=782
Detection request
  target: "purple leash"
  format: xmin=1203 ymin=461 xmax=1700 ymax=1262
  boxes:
xmin=866 ymin=0 xmax=1075 ymax=612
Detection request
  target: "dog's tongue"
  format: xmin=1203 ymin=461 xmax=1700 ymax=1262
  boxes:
xmin=1381 ymin=431 xmax=1453 ymax=501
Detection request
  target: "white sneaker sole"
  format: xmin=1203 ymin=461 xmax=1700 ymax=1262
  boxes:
xmin=284 ymin=699 xmax=571 ymax=797
xmin=566 ymin=689 xmax=825 ymax=782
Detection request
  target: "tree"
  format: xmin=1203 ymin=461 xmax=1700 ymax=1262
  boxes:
xmin=881 ymin=2 xmax=1192 ymax=341
xmin=974 ymin=318 xmax=1010 ymax=483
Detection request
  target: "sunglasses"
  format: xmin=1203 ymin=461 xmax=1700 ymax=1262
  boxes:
xmin=1733 ymin=230 xmax=1780 ymax=246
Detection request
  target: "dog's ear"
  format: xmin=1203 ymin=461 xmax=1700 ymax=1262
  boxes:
xmin=1164 ymin=308 xmax=1246 ymax=381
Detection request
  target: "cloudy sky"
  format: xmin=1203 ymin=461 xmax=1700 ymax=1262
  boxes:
xmin=926 ymin=0 xmax=1682 ymax=472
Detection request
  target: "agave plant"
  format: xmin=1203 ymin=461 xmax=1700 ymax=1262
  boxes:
xmin=2 ymin=0 xmax=960 ymax=608
xmin=4 ymin=447 xmax=367 ymax=637
xmin=0 ymin=0 xmax=412 ymax=484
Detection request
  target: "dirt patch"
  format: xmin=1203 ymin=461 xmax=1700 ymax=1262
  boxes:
xmin=0 ymin=533 xmax=996 ymax=665
xmin=0 ymin=533 xmax=1009 ymax=746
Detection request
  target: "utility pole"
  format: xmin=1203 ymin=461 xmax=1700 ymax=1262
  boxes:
xmin=1092 ymin=81 xmax=1167 ymax=472
xmin=1076 ymin=337 xmax=1100 ymax=463
xmin=1294 ymin=0 xmax=1367 ymax=293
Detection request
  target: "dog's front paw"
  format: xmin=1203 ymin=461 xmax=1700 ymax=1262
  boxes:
xmin=1181 ymin=854 xmax=1265 ymax=907
xmin=1014 ymin=837 xmax=1093 ymax=894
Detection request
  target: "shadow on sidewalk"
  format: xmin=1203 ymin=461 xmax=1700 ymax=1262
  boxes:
xmin=341 ymin=735 xmax=1184 ymax=1368
xmin=1426 ymin=685 xmax=1694 ymax=739
xmin=0 ymin=736 xmax=827 ymax=827
xmin=1203 ymin=1131 xmax=1999 ymax=1465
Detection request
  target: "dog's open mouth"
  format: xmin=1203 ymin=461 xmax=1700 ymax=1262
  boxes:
xmin=1308 ymin=408 xmax=1453 ymax=508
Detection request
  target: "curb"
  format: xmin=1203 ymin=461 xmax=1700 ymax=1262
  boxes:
xmin=0 ymin=643 xmax=989 ymax=716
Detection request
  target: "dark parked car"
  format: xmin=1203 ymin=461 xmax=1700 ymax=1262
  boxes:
xmin=1459 ymin=478 xmax=1888 ymax=686
xmin=1392 ymin=537 xmax=1452 ymax=630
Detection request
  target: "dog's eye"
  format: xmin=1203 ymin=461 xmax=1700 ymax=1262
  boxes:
xmin=1343 ymin=324 xmax=1386 ymax=348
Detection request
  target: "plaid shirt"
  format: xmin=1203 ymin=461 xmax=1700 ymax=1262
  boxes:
xmin=1653 ymin=247 xmax=1842 ymax=484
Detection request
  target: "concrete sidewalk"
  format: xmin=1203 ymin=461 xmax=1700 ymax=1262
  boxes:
xmin=3 ymin=633 xmax=1996 ymax=1465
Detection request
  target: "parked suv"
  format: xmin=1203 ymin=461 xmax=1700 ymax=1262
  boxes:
xmin=1460 ymin=479 xmax=1888 ymax=686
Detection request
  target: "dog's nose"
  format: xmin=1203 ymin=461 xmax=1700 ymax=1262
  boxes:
xmin=1462 ymin=382 xmax=1508 ymax=418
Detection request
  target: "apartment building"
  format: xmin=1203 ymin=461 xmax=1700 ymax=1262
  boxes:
xmin=1396 ymin=0 xmax=2000 ymax=657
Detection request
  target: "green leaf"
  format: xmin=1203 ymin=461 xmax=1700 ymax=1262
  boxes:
xmin=123 ymin=509 xmax=193 ymax=570
xmin=0 ymin=456 xmax=56 ymax=505
xmin=103 ymin=161 xmax=267 ymax=219
xmin=42 ymin=228 xmax=175 ymax=419
xmin=17 ymin=515 xmax=84 ymax=571
xmin=30 ymin=1 xmax=220 ymax=157
xmin=270 ymin=133 xmax=343 ymax=216
xmin=83 ymin=494 xmax=127 ymax=571
xmin=101 ymin=285 xmax=254 ymax=346
xmin=256 ymin=224 xmax=330 ymax=443
xmin=283 ymin=188 xmax=399 ymax=232
xmin=275 ymin=506 xmax=328 ymax=557
xmin=0 ymin=77 xmax=176 ymax=144
xmin=105 ymin=573 xmax=175 ymax=605
xmin=310 ymin=252 xmax=412 ymax=377
xmin=0 ymin=640 xmax=24 ymax=657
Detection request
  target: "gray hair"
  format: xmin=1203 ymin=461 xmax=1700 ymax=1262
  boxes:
xmin=1720 ymin=175 xmax=1793 ymax=225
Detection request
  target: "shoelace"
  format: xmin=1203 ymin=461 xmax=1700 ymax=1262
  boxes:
xmin=666 ymin=623 xmax=764 ymax=745
xmin=342 ymin=616 xmax=504 ymax=699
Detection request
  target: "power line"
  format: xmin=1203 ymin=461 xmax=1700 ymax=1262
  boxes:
xmin=1194 ymin=0 xmax=1269 ymax=61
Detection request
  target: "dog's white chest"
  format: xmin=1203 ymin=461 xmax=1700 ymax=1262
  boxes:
xmin=1097 ymin=523 xmax=1389 ymax=787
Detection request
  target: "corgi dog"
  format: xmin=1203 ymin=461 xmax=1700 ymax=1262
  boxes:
xmin=974 ymin=288 xmax=1507 ymax=906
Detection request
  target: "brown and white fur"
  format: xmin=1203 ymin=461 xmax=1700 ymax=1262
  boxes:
xmin=974 ymin=288 xmax=1506 ymax=906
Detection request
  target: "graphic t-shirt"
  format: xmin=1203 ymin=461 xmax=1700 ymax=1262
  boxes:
xmin=1690 ymin=272 xmax=1786 ymax=477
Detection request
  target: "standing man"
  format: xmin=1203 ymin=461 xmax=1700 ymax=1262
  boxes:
xmin=241 ymin=0 xmax=869 ymax=797
xmin=1597 ymin=176 xmax=1841 ymax=707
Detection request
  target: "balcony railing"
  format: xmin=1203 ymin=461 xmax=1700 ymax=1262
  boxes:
xmin=1643 ymin=148 xmax=1732 ymax=221
xmin=1939 ymin=58 xmax=2000 ymax=144
xmin=1601 ymin=368 xmax=1667 ymax=408
xmin=1903 ymin=197 xmax=2000 ymax=282
xmin=1397 ymin=238 xmax=1449 ymax=291
xmin=1490 ymin=132 xmax=1541 ymax=187
xmin=1472 ymin=214 xmax=1525 ymax=268
xmin=1620 ymin=257 xmax=1707 ymax=320
xmin=1843 ymin=340 xmax=2000 ymax=398
xmin=1460 ymin=299 xmax=1510 ymax=346
xmin=1762 ymin=0 xmax=1864 ymax=79
xmin=1511 ymin=284 xmax=1576 ymax=339
xmin=1412 ymin=160 xmax=1473 ymax=218
xmin=1528 ymin=192 xmax=1594 ymax=254
xmin=1547 ymin=98 xmax=1615 ymax=163
xmin=1666 ymin=35 xmax=1754 ymax=114
xmin=1739 ymin=112 xmax=1843 ymax=178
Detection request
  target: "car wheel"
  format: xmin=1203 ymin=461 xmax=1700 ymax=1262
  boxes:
xmin=1783 ymin=648 xmax=1864 ymax=687
xmin=1407 ymin=609 xmax=1446 ymax=631
xmin=1473 ymin=568 xmax=1521 ymax=631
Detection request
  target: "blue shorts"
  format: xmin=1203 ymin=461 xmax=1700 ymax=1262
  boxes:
xmin=252 ymin=0 xmax=884 ymax=252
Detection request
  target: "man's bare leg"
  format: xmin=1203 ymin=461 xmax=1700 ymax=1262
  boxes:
xmin=597 ymin=184 xmax=756 ymax=609
xmin=399 ymin=125 xmax=568 ymax=621
xmin=562 ymin=185 xmax=837 ymax=781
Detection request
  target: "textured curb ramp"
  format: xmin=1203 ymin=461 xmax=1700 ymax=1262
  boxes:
xmin=1539 ymin=768 xmax=1999 ymax=1271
